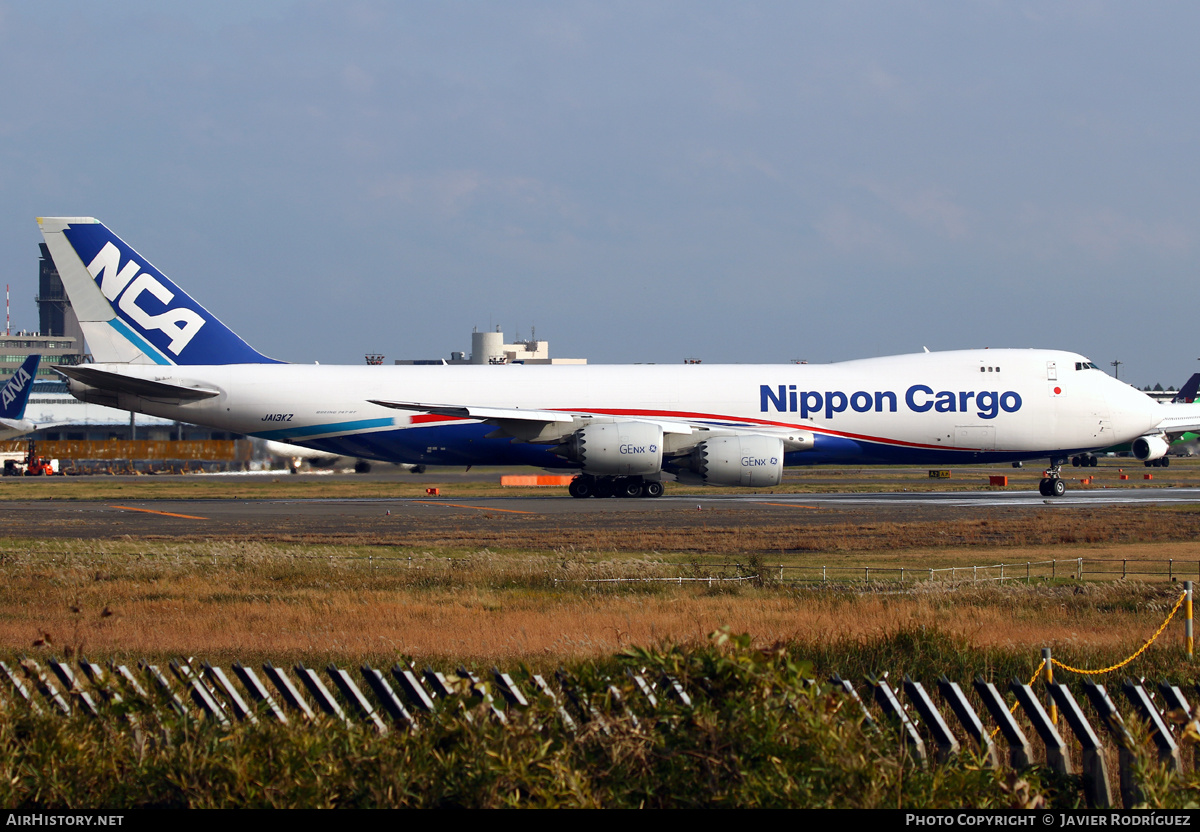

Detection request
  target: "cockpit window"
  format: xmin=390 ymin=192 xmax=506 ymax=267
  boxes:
xmin=1075 ymin=361 xmax=1101 ymax=371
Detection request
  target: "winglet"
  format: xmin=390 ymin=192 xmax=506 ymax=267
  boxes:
xmin=0 ymin=354 xmax=39 ymax=420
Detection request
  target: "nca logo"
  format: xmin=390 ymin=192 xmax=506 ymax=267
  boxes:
xmin=86 ymin=242 xmax=205 ymax=356
xmin=1 ymin=366 xmax=30 ymax=410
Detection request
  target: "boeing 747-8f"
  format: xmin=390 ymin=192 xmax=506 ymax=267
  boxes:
xmin=37 ymin=217 xmax=1200 ymax=498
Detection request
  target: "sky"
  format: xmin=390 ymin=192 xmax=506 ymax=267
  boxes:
xmin=1 ymin=1 xmax=1197 ymax=387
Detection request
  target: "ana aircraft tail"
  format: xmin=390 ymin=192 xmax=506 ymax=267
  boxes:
xmin=36 ymin=217 xmax=280 ymax=366
xmin=0 ymin=353 xmax=38 ymax=420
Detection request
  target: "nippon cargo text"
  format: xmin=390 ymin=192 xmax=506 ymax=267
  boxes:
xmin=760 ymin=384 xmax=1023 ymax=420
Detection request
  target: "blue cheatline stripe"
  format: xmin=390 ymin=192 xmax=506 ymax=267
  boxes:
xmin=108 ymin=318 xmax=173 ymax=365
xmin=253 ymin=417 xmax=396 ymax=441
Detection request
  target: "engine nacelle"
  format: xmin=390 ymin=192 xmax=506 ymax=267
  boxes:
xmin=1132 ymin=433 xmax=1170 ymax=461
xmin=559 ymin=421 xmax=664 ymax=476
xmin=686 ymin=434 xmax=785 ymax=487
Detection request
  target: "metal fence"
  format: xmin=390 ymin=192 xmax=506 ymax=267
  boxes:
xmin=1 ymin=653 xmax=1193 ymax=809
xmin=5 ymin=547 xmax=1198 ymax=586
xmin=0 ymin=439 xmax=253 ymax=462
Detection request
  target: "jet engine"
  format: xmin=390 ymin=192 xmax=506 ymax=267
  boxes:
xmin=684 ymin=434 xmax=785 ymax=487
xmin=557 ymin=421 xmax=664 ymax=476
xmin=1132 ymin=433 xmax=1170 ymax=461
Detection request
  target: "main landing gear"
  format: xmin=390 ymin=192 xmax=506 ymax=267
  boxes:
xmin=1145 ymin=457 xmax=1170 ymax=468
xmin=568 ymin=474 xmax=664 ymax=499
xmin=1070 ymin=454 xmax=1099 ymax=468
xmin=1038 ymin=457 xmax=1068 ymax=498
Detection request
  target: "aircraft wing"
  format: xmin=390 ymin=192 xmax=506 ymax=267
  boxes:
xmin=370 ymin=400 xmax=575 ymax=424
xmin=369 ymin=399 xmax=814 ymax=453
xmin=1155 ymin=403 xmax=1200 ymax=437
xmin=369 ymin=399 xmax=698 ymax=435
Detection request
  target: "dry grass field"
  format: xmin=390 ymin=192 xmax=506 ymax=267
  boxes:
xmin=2 ymin=463 xmax=1199 ymax=673
xmin=0 ymin=529 xmax=1196 ymax=669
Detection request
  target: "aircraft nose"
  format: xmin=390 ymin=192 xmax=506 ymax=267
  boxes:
xmin=1107 ymin=382 xmax=1160 ymax=438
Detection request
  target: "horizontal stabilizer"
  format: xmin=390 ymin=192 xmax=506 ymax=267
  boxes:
xmin=57 ymin=365 xmax=220 ymax=401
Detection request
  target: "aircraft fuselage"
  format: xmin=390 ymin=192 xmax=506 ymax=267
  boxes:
xmin=67 ymin=348 xmax=1160 ymax=469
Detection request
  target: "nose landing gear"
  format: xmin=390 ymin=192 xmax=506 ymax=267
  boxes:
xmin=1038 ymin=476 xmax=1066 ymax=497
xmin=1038 ymin=458 xmax=1068 ymax=497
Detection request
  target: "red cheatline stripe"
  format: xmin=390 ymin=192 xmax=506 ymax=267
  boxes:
xmin=409 ymin=413 xmax=467 ymax=424
xmin=111 ymin=505 xmax=210 ymax=520
xmin=575 ymin=408 xmax=963 ymax=451
xmin=413 ymin=501 xmax=535 ymax=515
xmin=403 ymin=405 xmax=986 ymax=453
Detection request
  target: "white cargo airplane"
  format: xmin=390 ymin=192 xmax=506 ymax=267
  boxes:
xmin=37 ymin=217 xmax=1200 ymax=498
xmin=0 ymin=353 xmax=40 ymax=441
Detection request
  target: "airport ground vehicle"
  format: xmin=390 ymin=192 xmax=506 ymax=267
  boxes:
xmin=1 ymin=439 xmax=56 ymax=476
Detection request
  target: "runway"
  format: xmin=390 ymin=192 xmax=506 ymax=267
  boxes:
xmin=749 ymin=486 xmax=1200 ymax=508
xmin=3 ymin=485 xmax=1199 ymax=540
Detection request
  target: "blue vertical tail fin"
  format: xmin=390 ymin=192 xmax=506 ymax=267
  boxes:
xmin=37 ymin=217 xmax=281 ymax=365
xmin=1173 ymin=373 xmax=1200 ymax=404
xmin=0 ymin=354 xmax=39 ymax=420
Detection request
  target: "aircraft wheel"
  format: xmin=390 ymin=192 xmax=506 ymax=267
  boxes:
xmin=1051 ymin=478 xmax=1066 ymax=497
xmin=1038 ymin=478 xmax=1050 ymax=496
xmin=1088 ymin=455 xmax=1098 ymax=467
xmin=1145 ymin=460 xmax=1153 ymax=468
xmin=354 ymin=460 xmax=372 ymax=474
xmin=568 ymin=477 xmax=592 ymax=499
xmin=1162 ymin=457 xmax=1171 ymax=468
xmin=642 ymin=481 xmax=664 ymax=498
xmin=618 ymin=478 xmax=644 ymax=498
xmin=593 ymin=478 xmax=614 ymax=498
xmin=1071 ymin=457 xmax=1080 ymax=467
